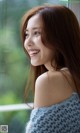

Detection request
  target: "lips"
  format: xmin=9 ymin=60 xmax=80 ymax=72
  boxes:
xmin=28 ymin=49 xmax=40 ymax=57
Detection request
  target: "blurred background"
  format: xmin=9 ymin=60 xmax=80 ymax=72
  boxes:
xmin=0 ymin=0 xmax=80 ymax=133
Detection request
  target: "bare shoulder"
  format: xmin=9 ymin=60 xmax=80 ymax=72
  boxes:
xmin=34 ymin=70 xmax=74 ymax=108
xmin=34 ymin=72 xmax=50 ymax=108
xmin=35 ymin=72 xmax=49 ymax=89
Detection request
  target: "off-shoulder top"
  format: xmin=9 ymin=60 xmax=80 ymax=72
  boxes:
xmin=25 ymin=92 xmax=80 ymax=133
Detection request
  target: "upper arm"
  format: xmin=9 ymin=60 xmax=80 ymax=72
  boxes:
xmin=34 ymin=72 xmax=50 ymax=108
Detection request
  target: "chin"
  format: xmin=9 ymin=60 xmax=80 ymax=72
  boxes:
xmin=31 ymin=61 xmax=42 ymax=66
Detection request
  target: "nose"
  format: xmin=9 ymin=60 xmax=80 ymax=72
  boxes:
xmin=24 ymin=36 xmax=33 ymax=48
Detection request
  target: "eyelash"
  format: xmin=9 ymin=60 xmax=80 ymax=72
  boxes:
xmin=34 ymin=31 xmax=41 ymax=35
xmin=25 ymin=31 xmax=41 ymax=38
xmin=25 ymin=33 xmax=29 ymax=38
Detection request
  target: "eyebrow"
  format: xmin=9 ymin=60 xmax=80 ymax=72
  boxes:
xmin=26 ymin=27 xmax=41 ymax=32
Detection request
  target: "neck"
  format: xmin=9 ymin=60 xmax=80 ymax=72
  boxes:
xmin=44 ymin=60 xmax=56 ymax=71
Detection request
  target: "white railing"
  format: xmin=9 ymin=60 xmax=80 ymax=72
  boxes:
xmin=0 ymin=103 xmax=33 ymax=112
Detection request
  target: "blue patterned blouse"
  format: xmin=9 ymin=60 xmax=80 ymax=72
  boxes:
xmin=25 ymin=92 xmax=80 ymax=133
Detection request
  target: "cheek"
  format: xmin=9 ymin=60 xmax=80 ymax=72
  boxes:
xmin=24 ymin=40 xmax=26 ymax=48
xmin=34 ymin=36 xmax=42 ymax=44
xmin=24 ymin=41 xmax=27 ymax=50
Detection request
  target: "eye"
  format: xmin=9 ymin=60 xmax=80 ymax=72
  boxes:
xmin=34 ymin=31 xmax=41 ymax=36
xmin=25 ymin=32 xmax=29 ymax=39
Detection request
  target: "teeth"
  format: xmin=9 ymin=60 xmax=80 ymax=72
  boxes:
xmin=29 ymin=51 xmax=39 ymax=54
xmin=29 ymin=50 xmax=40 ymax=56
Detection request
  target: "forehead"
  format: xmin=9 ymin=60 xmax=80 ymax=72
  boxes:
xmin=27 ymin=14 xmax=43 ymax=30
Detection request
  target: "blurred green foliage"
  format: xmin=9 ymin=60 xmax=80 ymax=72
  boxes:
xmin=0 ymin=110 xmax=31 ymax=133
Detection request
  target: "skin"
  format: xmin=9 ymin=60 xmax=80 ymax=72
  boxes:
xmin=24 ymin=14 xmax=55 ymax=70
xmin=24 ymin=14 xmax=76 ymax=108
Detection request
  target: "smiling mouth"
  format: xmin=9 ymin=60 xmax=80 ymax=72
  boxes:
xmin=28 ymin=50 xmax=40 ymax=57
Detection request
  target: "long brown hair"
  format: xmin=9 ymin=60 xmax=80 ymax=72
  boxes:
xmin=21 ymin=5 xmax=80 ymax=100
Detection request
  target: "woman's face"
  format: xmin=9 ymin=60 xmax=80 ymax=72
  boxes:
xmin=24 ymin=14 xmax=54 ymax=67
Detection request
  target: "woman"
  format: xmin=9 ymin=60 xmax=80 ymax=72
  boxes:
xmin=21 ymin=5 xmax=80 ymax=133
